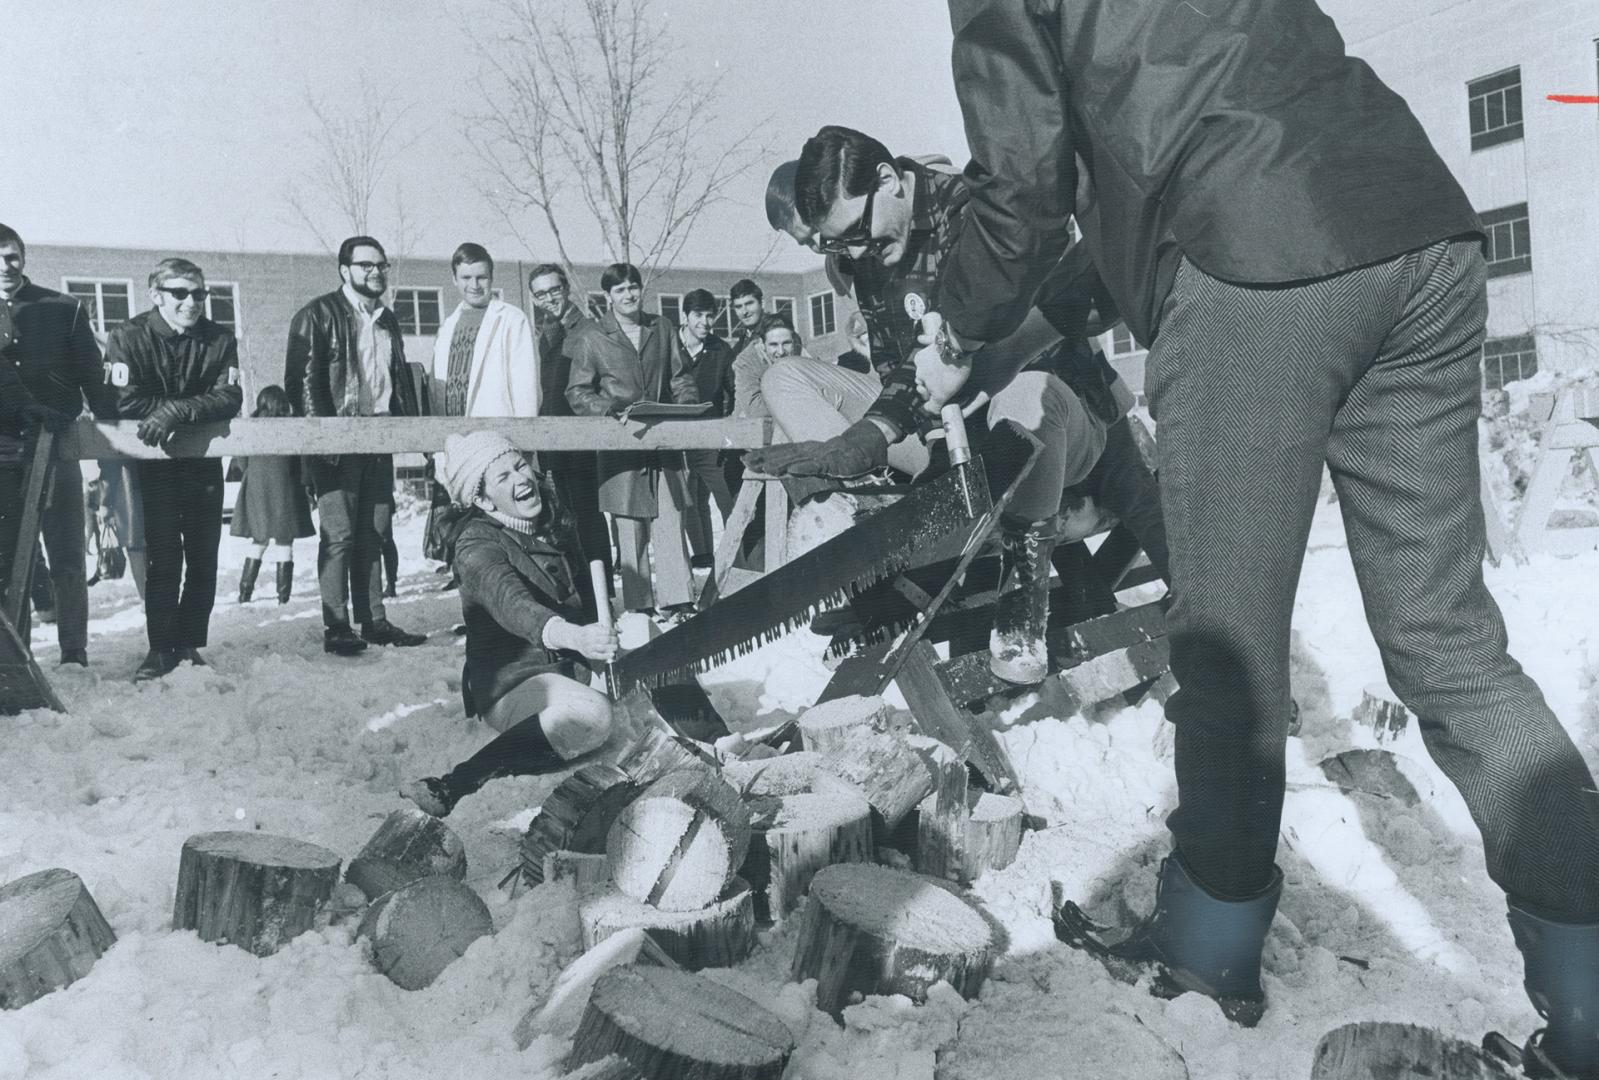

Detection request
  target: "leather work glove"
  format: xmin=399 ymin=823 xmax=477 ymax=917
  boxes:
xmin=135 ymin=402 xmax=184 ymax=446
xmin=22 ymin=403 xmax=75 ymax=435
xmin=745 ymin=418 xmax=889 ymax=479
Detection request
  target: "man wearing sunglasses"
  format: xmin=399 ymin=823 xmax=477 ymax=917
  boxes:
xmin=104 ymin=258 xmax=243 ymax=681
xmin=284 ymin=236 xmax=426 ymax=656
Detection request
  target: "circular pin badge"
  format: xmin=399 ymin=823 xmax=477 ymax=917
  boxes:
xmin=903 ymin=292 xmax=926 ymax=322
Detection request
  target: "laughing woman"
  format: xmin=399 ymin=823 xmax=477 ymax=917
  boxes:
xmin=403 ymin=431 xmax=621 ymax=817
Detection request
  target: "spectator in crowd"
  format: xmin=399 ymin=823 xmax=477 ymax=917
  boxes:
xmin=230 ymin=385 xmax=314 ymax=606
xmin=424 ymin=242 xmax=540 ymax=576
xmin=403 ymin=431 xmax=621 ymax=818
xmin=283 ymin=235 xmax=427 ymax=656
xmin=106 ymin=257 xmax=244 ymax=681
xmin=673 ymin=288 xmax=735 ymax=566
xmin=565 ymin=262 xmax=698 ymax=615
xmin=529 ymin=262 xmax=610 ymax=602
xmin=726 ymin=278 xmax=766 ymax=363
xmin=0 ymin=222 xmax=111 ymax=666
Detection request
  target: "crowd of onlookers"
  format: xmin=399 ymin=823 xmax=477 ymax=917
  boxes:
xmin=0 ymin=219 xmax=872 ymax=683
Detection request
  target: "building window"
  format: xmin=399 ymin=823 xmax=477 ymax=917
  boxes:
xmin=205 ymin=282 xmax=240 ymax=335
xmin=1482 ymin=334 xmax=1537 ymax=390
xmin=1481 ymin=202 xmax=1532 ymax=278
xmin=773 ymin=297 xmax=795 ymax=322
xmin=658 ymin=294 xmax=682 ymax=326
xmin=1468 ymin=68 xmax=1523 ymax=151
xmin=63 ymin=279 xmax=133 ymax=337
xmin=586 ymin=291 xmax=609 ymax=319
xmin=1110 ymin=325 xmax=1144 ymax=356
xmin=809 ymin=292 xmax=837 ymax=338
xmin=712 ymin=296 xmax=736 ymax=340
xmin=393 ymin=287 xmax=442 ymax=335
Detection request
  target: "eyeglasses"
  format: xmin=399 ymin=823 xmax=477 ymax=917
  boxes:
xmin=815 ymin=182 xmax=883 ymax=255
xmin=157 ymin=286 xmax=210 ymax=302
xmin=531 ymin=287 xmax=566 ymax=301
xmin=349 ymin=261 xmax=390 ymax=273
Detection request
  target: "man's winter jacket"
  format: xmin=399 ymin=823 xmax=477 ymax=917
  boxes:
xmin=282 ymin=290 xmax=420 ymax=419
xmin=105 ymin=309 xmax=243 ymax=425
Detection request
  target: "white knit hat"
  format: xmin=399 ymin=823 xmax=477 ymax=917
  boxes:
xmin=439 ymin=431 xmax=522 ymax=507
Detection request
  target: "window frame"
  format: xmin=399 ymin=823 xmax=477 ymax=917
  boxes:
xmin=1481 ymin=202 xmax=1532 ymax=279
xmin=203 ymin=280 xmax=242 ymax=337
xmin=1467 ymin=67 xmax=1524 ymax=151
xmin=586 ymin=291 xmax=610 ymax=320
xmin=391 ymin=286 xmax=444 ymax=336
xmin=808 ymin=291 xmax=837 ymax=338
xmin=657 ymin=293 xmax=683 ymax=326
xmin=61 ymin=277 xmax=137 ymax=338
xmin=712 ymin=295 xmax=736 ymax=340
xmin=1481 ymin=333 xmax=1538 ymax=390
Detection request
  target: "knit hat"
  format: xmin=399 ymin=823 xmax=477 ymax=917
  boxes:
xmin=439 ymin=431 xmax=522 ymax=507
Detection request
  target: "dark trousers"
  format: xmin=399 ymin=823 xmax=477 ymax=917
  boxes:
xmin=544 ymin=450 xmax=611 ymax=602
xmin=312 ymin=454 xmax=394 ymax=630
xmin=138 ymin=458 xmax=223 ymax=651
xmin=1085 ymin=417 xmax=1170 ymax=583
xmin=0 ymin=458 xmax=88 ymax=653
xmin=683 ymin=449 xmax=735 ymax=559
xmin=1150 ymin=238 xmax=1599 ymax=920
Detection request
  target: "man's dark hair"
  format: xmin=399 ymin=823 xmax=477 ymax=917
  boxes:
xmin=0 ymin=223 xmax=23 ymax=255
xmin=337 ymin=235 xmax=386 ymax=266
xmin=451 ymin=242 xmax=494 ymax=275
xmin=765 ymin=161 xmax=801 ymax=231
xmin=599 ymin=262 xmax=643 ymax=292
xmin=757 ymin=312 xmax=797 ymax=338
xmin=682 ymin=288 xmax=718 ymax=315
xmin=729 ymin=278 xmax=763 ymax=303
xmin=148 ymin=257 xmax=206 ymax=289
xmin=527 ymin=263 xmax=568 ymax=288
xmin=795 ymin=125 xmax=894 ymax=228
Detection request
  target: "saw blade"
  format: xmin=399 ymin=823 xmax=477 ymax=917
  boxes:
xmin=612 ymin=462 xmax=993 ymax=691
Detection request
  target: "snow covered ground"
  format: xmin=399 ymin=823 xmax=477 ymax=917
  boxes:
xmin=2 ymin=485 xmax=1597 ymax=1080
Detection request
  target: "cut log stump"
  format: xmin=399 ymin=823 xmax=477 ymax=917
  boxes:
xmin=812 ymin=730 xmax=935 ymax=835
xmin=570 ymin=1055 xmax=646 ymax=1080
xmin=1311 ymin=1022 xmax=1515 ymax=1079
xmin=798 ymin=694 xmax=890 ymax=753
xmin=916 ymin=791 xmax=1026 ymax=883
xmin=357 ymin=875 xmax=493 ymax=990
xmin=741 ymin=791 xmax=873 ymax=925
xmin=0 ymin=868 xmax=116 ymax=1009
xmin=173 ymin=831 xmax=341 ymax=957
xmin=579 ymin=879 xmax=755 ymax=970
xmin=1354 ymin=683 xmax=1411 ymax=743
xmin=612 ymin=722 xmax=720 ymax=787
xmin=346 ymin=808 xmax=466 ymax=900
xmin=520 ymin=764 xmax=640 ymax=887
xmin=722 ymin=752 xmax=824 ymax=798
xmin=606 ymin=769 xmax=752 ymax=912
xmin=791 ymin=863 xmax=997 ymax=1015
xmin=513 ymin=926 xmax=680 ymax=1046
xmin=568 ymin=965 xmax=795 ymax=1080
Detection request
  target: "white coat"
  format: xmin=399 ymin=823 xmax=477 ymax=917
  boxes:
xmin=430 ymin=298 xmax=541 ymax=417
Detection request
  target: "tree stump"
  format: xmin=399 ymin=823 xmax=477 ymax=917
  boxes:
xmin=173 ymin=831 xmax=341 ymax=957
xmin=790 ymin=863 xmax=998 ymax=1015
xmin=798 ymin=694 xmax=890 ymax=753
xmin=606 ymin=769 xmax=752 ymax=912
xmin=1354 ymin=683 xmax=1411 ymax=743
xmin=917 ymin=791 xmax=1026 ymax=883
xmin=723 ymin=751 xmax=824 ymax=798
xmin=513 ymin=926 xmax=680 ymax=1046
xmin=1311 ymin=1022 xmax=1515 ymax=1079
xmin=357 ymin=875 xmax=493 ymax=990
xmin=813 ymin=730 xmax=935 ymax=834
xmin=0 ymin=868 xmax=116 ymax=1010
xmin=544 ymin=851 xmax=612 ymax=891
xmin=346 ymin=808 xmax=466 ymax=900
xmin=568 ymin=965 xmax=794 ymax=1080
xmin=570 ymin=1055 xmax=645 ymax=1080
xmin=520 ymin=764 xmax=641 ymax=887
xmin=579 ymin=879 xmax=755 ymax=970
xmin=741 ymin=792 xmax=873 ymax=925
xmin=612 ymin=723 xmax=719 ymax=787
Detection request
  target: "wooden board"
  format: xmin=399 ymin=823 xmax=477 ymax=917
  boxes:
xmin=896 ymin=642 xmax=1019 ymax=793
xmin=1311 ymin=1022 xmax=1515 ymax=1079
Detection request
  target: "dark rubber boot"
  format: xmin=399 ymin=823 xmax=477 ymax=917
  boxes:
xmin=989 ymin=514 xmax=1058 ymax=684
xmin=1509 ymin=901 xmax=1599 ymax=1078
xmin=238 ymin=558 xmax=261 ymax=604
xmin=276 ymin=561 xmax=293 ymax=605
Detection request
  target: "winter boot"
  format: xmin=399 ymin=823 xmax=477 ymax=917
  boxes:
xmin=1507 ymin=900 xmax=1599 ymax=1078
xmin=1054 ymin=851 xmax=1282 ymax=1027
xmin=238 ymin=557 xmax=262 ymax=603
xmin=402 ymin=777 xmax=457 ymax=818
xmin=989 ymin=514 xmax=1059 ymax=684
xmin=275 ymin=561 xmax=293 ymax=605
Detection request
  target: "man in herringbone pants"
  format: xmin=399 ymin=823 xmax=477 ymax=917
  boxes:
xmin=906 ymin=0 xmax=1599 ymax=1071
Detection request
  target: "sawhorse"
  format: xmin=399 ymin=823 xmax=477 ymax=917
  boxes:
xmin=1 ymin=429 xmax=66 ymax=714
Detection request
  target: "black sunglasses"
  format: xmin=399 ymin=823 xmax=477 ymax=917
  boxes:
xmin=157 ymin=286 xmax=210 ymax=301
xmin=815 ymin=182 xmax=884 ymax=255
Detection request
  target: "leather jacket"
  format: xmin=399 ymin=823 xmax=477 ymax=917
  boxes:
xmin=282 ymin=289 xmax=419 ymax=420
xmin=105 ymin=309 xmax=243 ymax=424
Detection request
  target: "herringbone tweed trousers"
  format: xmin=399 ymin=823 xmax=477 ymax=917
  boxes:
xmin=1149 ymin=238 xmax=1599 ymax=920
